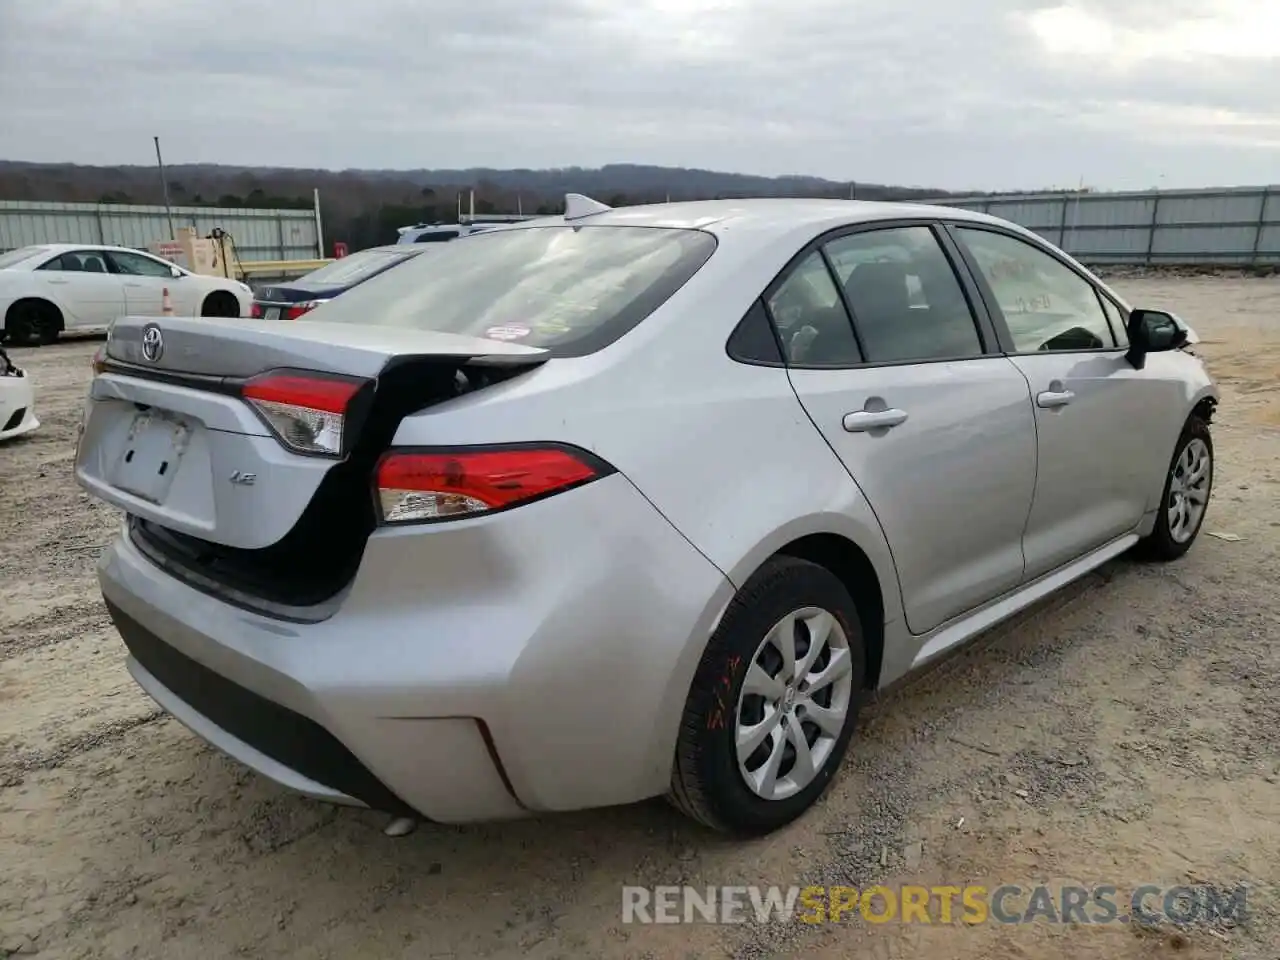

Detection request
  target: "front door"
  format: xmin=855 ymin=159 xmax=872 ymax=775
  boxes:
xmin=776 ymin=224 xmax=1038 ymax=636
xmin=949 ymin=225 xmax=1174 ymax=580
xmin=105 ymin=250 xmax=186 ymax=316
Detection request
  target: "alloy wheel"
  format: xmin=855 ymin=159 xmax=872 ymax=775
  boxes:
xmin=734 ymin=606 xmax=855 ymax=801
xmin=1168 ymin=437 xmax=1211 ymax=544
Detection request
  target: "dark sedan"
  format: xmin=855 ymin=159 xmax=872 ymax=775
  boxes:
xmin=250 ymin=245 xmax=426 ymax=321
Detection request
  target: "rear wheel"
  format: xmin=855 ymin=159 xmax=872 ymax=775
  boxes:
xmin=4 ymin=299 xmax=62 ymax=346
xmin=669 ymin=556 xmax=866 ymax=835
xmin=1135 ymin=416 xmax=1213 ymax=561
xmin=201 ymin=292 xmax=241 ymax=318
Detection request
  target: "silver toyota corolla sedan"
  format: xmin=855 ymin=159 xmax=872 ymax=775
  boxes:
xmin=74 ymin=195 xmax=1217 ymax=836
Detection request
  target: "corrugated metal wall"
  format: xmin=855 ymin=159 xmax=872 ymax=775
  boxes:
xmin=917 ymin=186 xmax=1279 ymax=265
xmin=0 ymin=200 xmax=320 ymax=262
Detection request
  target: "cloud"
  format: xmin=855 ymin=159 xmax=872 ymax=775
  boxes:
xmin=0 ymin=0 xmax=1276 ymax=190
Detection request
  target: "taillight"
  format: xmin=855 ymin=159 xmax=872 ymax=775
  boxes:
xmin=241 ymin=370 xmax=368 ymax=457
xmin=374 ymin=445 xmax=613 ymax=524
xmin=286 ymin=300 xmax=329 ymax=321
xmin=91 ymin=345 xmax=107 ymax=374
xmin=249 ymin=303 xmax=264 ymax=318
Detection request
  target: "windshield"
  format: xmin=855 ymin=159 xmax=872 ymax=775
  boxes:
xmin=0 ymin=246 xmax=49 ymax=269
xmin=297 ymin=248 xmax=416 ymax=286
xmin=307 ymin=225 xmax=717 ymax=356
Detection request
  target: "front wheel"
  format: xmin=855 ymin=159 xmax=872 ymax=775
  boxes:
xmin=1136 ymin=416 xmax=1213 ymax=561
xmin=201 ymin=292 xmax=242 ymax=318
xmin=669 ymin=556 xmax=866 ymax=835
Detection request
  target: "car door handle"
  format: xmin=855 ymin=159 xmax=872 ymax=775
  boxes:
xmin=1036 ymin=390 xmax=1075 ymax=409
xmin=843 ymin=409 xmax=909 ymax=432
xmin=123 ymin=281 xmax=143 ymax=288
xmin=46 ymin=278 xmax=69 ymax=285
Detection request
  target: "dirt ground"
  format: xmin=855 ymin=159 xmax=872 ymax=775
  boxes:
xmin=1 ymin=276 xmax=1277 ymax=960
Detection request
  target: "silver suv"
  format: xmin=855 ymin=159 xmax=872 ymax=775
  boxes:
xmin=75 ymin=197 xmax=1217 ymax=836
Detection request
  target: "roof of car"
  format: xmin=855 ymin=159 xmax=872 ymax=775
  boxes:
xmin=23 ymin=242 xmax=166 ymax=256
xmin=515 ymin=197 xmax=1012 ymax=239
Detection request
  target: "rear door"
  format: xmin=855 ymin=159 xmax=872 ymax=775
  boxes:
xmin=34 ymin=250 xmax=126 ymax=327
xmin=947 ymin=225 xmax=1173 ymax=581
xmin=105 ymin=250 xmax=186 ymax=315
xmin=779 ymin=222 xmax=1038 ymax=636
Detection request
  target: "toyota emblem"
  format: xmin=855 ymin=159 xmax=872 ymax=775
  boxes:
xmin=141 ymin=324 xmax=164 ymax=363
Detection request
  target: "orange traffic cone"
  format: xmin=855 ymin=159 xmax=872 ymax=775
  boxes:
xmin=161 ymin=287 xmax=174 ymax=316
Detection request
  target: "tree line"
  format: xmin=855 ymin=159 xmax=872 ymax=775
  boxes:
xmin=0 ymin=160 xmax=1087 ymax=255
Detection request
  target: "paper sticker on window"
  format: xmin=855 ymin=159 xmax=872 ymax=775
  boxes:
xmin=485 ymin=325 xmax=532 ymax=341
xmin=534 ymin=317 xmax=571 ymax=336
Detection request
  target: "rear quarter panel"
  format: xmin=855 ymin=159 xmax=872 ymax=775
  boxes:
xmin=386 ymin=250 xmax=906 ymax=788
xmin=389 ymin=229 xmax=905 ymax=618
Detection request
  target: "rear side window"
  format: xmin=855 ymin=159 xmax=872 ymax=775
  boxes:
xmin=766 ymin=251 xmax=861 ymax=366
xmin=824 ymin=227 xmax=984 ymax=363
xmin=40 ymin=250 xmax=113 ymax=273
xmin=414 ymin=230 xmax=459 ymax=243
xmin=309 ymin=225 xmax=717 ymax=356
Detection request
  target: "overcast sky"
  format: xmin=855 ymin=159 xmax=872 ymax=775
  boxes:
xmin=0 ymin=0 xmax=1276 ymax=191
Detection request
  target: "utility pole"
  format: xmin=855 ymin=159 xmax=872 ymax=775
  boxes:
xmin=153 ymin=136 xmax=176 ymax=239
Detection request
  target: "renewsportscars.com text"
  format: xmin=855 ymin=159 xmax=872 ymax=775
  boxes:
xmin=621 ymin=883 xmax=1249 ymax=926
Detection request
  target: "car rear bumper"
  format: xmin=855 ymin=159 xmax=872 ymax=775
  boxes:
xmin=97 ymin=473 xmax=734 ymax=821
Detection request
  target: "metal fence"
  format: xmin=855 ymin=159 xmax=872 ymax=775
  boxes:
xmin=0 ymin=200 xmax=322 ymax=262
xmin=916 ymin=185 xmax=1280 ymax=266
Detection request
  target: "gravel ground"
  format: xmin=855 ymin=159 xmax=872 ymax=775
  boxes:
xmin=1 ymin=277 xmax=1277 ymax=959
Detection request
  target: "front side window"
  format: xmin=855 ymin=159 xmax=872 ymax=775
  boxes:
xmin=415 ymin=230 xmax=459 ymax=243
xmin=824 ymin=226 xmax=984 ymax=363
xmin=307 ymin=225 xmax=717 ymax=357
xmin=956 ymin=228 xmax=1116 ymax=353
xmin=1098 ymin=293 xmax=1130 ymax=347
xmin=106 ymin=250 xmax=177 ymax=278
xmin=766 ymin=251 xmax=861 ymax=366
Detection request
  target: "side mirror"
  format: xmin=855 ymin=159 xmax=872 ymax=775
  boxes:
xmin=1125 ymin=308 xmax=1186 ymax=369
xmin=170 ymin=265 xmax=183 ymax=279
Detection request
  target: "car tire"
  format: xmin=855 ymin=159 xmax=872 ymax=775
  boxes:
xmin=669 ymin=556 xmax=866 ymax=835
xmin=1135 ymin=416 xmax=1214 ymax=562
xmin=4 ymin=300 xmax=60 ymax=347
xmin=36 ymin=309 xmax=62 ymax=345
xmin=201 ymin=292 xmax=241 ymax=318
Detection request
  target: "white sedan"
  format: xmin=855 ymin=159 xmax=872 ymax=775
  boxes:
xmin=0 ymin=244 xmax=253 ymax=345
xmin=0 ymin=347 xmax=37 ymax=440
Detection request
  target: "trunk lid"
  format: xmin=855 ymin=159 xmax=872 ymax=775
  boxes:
xmin=77 ymin=316 xmax=547 ymax=598
xmin=254 ymin=283 xmax=341 ymax=304
xmin=103 ymin=315 xmax=543 ymax=379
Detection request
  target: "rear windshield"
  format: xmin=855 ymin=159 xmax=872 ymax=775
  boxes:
xmin=298 ymin=248 xmax=416 ymax=286
xmin=0 ymin=246 xmax=49 ymax=269
xmin=308 ymin=225 xmax=717 ymax=356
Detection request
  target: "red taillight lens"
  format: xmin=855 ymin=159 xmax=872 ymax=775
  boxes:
xmin=374 ymin=446 xmax=611 ymax=524
xmin=91 ymin=345 xmax=107 ymax=374
xmin=241 ymin=370 xmax=366 ymax=457
xmin=285 ymin=300 xmax=328 ymax=321
xmin=250 ymin=303 xmax=264 ymax=318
